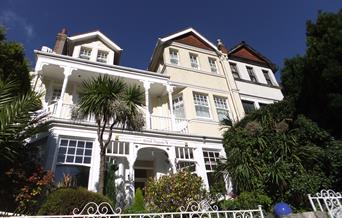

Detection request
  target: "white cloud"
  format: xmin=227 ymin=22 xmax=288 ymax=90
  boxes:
xmin=0 ymin=10 xmax=34 ymax=38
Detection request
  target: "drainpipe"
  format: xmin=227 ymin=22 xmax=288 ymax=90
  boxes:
xmin=216 ymin=40 xmax=241 ymax=123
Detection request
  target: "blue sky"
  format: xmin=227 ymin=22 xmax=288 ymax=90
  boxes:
xmin=0 ymin=0 xmax=341 ymax=80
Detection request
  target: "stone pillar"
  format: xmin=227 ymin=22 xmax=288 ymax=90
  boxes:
xmin=143 ymin=81 xmax=151 ymax=129
xmin=166 ymin=85 xmax=176 ymax=130
xmin=56 ymin=67 xmax=73 ymax=117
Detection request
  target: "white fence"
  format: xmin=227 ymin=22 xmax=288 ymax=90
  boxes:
xmin=308 ymin=189 xmax=342 ymax=218
xmin=6 ymin=201 xmax=265 ymax=218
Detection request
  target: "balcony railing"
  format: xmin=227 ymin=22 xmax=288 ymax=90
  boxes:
xmin=46 ymin=103 xmax=189 ymax=134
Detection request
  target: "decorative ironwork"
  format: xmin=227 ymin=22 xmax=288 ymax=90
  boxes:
xmin=308 ymin=189 xmax=342 ymax=218
xmin=179 ymin=200 xmax=219 ymax=212
xmin=72 ymin=201 xmax=122 ymax=216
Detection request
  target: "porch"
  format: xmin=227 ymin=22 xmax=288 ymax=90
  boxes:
xmin=34 ymin=51 xmax=189 ymax=134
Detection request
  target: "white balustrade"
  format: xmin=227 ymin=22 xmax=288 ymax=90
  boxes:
xmin=47 ymin=103 xmax=189 ymax=133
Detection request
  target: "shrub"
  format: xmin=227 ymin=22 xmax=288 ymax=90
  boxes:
xmin=38 ymin=188 xmax=113 ymax=215
xmin=220 ymin=192 xmax=272 ymax=211
xmin=126 ymin=188 xmax=145 ymax=213
xmin=105 ymin=162 xmax=117 ymax=205
xmin=144 ymin=170 xmax=207 ymax=212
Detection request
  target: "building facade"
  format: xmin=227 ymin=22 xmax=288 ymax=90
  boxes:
xmin=32 ymin=28 xmax=283 ymax=206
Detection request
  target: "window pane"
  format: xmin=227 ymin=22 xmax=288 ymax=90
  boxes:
xmin=77 ymin=141 xmax=85 ymax=147
xmin=76 ymin=148 xmax=83 ymax=155
xmin=193 ymin=93 xmax=210 ymax=118
xmin=55 ymin=165 xmax=90 ymax=188
xmin=58 ymin=138 xmax=93 ymax=165
xmin=242 ymin=100 xmax=255 ymax=114
xmin=229 ymin=63 xmax=240 ymax=79
xmin=84 ymin=149 xmax=92 ymax=156
xmin=60 ymin=139 xmax=68 ymax=146
xmin=69 ymin=140 xmax=76 ymax=147
xmin=246 ymin=67 xmax=257 ymax=82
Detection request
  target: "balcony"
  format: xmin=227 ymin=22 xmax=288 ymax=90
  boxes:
xmin=46 ymin=103 xmax=189 ymax=134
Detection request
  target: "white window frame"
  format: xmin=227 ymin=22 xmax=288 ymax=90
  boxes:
xmin=246 ymin=66 xmax=258 ymax=83
xmin=214 ymin=96 xmax=229 ymax=121
xmin=57 ymin=138 xmax=93 ymax=166
xmin=208 ymin=58 xmax=218 ymax=73
xmin=229 ymin=62 xmax=240 ymax=79
xmin=175 ymin=146 xmax=195 ymax=161
xmin=79 ymin=47 xmax=92 ymax=60
xmin=172 ymin=95 xmax=185 ymax=118
xmin=241 ymin=99 xmax=256 ymax=114
xmin=262 ymin=70 xmax=273 ymax=86
xmin=193 ymin=92 xmax=211 ymax=119
xmin=189 ymin=53 xmax=199 ymax=69
xmin=169 ymin=48 xmax=179 ymax=65
xmin=203 ymin=150 xmax=221 ymax=172
xmin=96 ymin=50 xmax=108 ymax=63
xmin=106 ymin=140 xmax=130 ymax=156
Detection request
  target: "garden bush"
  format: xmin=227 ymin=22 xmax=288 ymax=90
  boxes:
xmin=125 ymin=188 xmax=145 ymax=213
xmin=220 ymin=192 xmax=272 ymax=211
xmin=144 ymin=170 xmax=207 ymax=212
xmin=37 ymin=187 xmax=113 ymax=215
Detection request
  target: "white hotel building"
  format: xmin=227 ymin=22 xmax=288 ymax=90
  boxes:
xmin=32 ymin=28 xmax=283 ymax=206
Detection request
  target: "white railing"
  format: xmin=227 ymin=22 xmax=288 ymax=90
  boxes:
xmin=308 ymin=189 xmax=342 ymax=218
xmin=150 ymin=115 xmax=189 ymax=133
xmin=9 ymin=201 xmax=265 ymax=218
xmin=47 ymin=104 xmax=189 ymax=134
xmin=150 ymin=115 xmax=173 ymax=131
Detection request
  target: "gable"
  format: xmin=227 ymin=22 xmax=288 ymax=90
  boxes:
xmin=173 ymin=33 xmax=215 ymax=51
xmin=230 ymin=47 xmax=267 ymax=64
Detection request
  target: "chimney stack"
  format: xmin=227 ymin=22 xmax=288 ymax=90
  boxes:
xmin=53 ymin=28 xmax=68 ymax=54
xmin=217 ymin=39 xmax=229 ymax=54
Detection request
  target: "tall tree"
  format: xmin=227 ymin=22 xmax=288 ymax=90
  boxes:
xmin=76 ymin=75 xmax=144 ymax=194
xmin=281 ymin=10 xmax=342 ymax=138
xmin=0 ymin=27 xmax=31 ymax=94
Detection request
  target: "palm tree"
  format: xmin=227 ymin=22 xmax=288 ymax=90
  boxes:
xmin=75 ymin=75 xmax=144 ymax=194
xmin=0 ymin=80 xmax=47 ymax=162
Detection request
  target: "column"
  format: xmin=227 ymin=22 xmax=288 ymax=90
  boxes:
xmin=194 ymin=145 xmax=210 ymax=190
xmin=56 ymin=67 xmax=73 ymax=117
xmin=167 ymin=146 xmax=177 ymax=174
xmin=166 ymin=85 xmax=176 ymax=130
xmin=125 ymin=142 xmax=137 ymax=206
xmin=143 ymin=81 xmax=151 ymax=129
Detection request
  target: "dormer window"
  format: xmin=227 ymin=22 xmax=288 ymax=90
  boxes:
xmin=79 ymin=47 xmax=92 ymax=60
xmin=169 ymin=49 xmax=179 ymax=65
xmin=97 ymin=50 xmax=108 ymax=63
xmin=190 ymin=53 xmax=199 ymax=69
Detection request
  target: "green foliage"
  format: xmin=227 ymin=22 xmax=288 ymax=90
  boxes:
xmin=0 ymin=27 xmax=31 ymax=95
xmin=0 ymin=27 xmax=48 ymax=212
xmin=144 ymin=170 xmax=207 ymax=212
xmin=75 ymin=75 xmax=144 ymax=194
xmin=105 ymin=162 xmax=117 ymax=205
xmin=220 ymin=192 xmax=272 ymax=211
xmin=126 ymin=188 xmax=146 ymax=213
xmin=281 ymin=10 xmax=342 ymax=139
xmin=220 ymin=99 xmax=339 ymax=210
xmin=38 ymin=188 xmax=113 ymax=215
